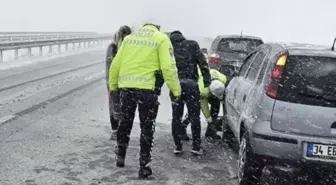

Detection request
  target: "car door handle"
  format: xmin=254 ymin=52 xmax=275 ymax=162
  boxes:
xmin=243 ymin=94 xmax=247 ymax=102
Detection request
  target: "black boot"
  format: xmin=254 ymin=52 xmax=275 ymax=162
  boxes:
xmin=114 ymin=146 xmax=125 ymax=167
xmin=138 ymin=166 xmax=153 ymax=179
xmin=205 ymin=127 xmax=221 ymax=140
xmin=139 ymin=154 xmax=153 ymax=179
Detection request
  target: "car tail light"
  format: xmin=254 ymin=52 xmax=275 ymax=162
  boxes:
xmin=208 ymin=53 xmax=222 ymax=64
xmin=266 ymin=53 xmax=288 ymax=98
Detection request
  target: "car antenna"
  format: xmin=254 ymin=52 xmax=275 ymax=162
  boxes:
xmin=240 ymin=30 xmax=243 ymax=37
xmin=332 ymin=37 xmax=336 ymax=51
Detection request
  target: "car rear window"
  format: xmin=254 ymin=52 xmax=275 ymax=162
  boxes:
xmin=217 ymin=38 xmax=263 ymax=54
xmin=277 ymin=55 xmax=336 ymax=107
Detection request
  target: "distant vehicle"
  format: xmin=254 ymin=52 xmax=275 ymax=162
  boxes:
xmin=207 ymin=35 xmax=263 ymax=74
xmin=201 ymin=48 xmax=208 ymax=58
xmin=223 ymin=42 xmax=336 ymax=184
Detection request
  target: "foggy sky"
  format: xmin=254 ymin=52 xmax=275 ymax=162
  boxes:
xmin=1 ymin=0 xmax=335 ymax=45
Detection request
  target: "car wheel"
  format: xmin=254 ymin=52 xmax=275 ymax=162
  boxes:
xmin=238 ymin=132 xmax=264 ymax=185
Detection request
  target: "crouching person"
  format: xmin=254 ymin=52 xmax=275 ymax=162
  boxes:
xmin=181 ymin=69 xmax=227 ymax=140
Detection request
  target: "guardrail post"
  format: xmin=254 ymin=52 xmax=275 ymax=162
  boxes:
xmin=0 ymin=50 xmax=3 ymax=62
xmin=39 ymin=46 xmax=43 ymax=56
xmin=28 ymin=47 xmax=32 ymax=57
xmin=48 ymin=45 xmax=52 ymax=53
xmin=72 ymin=43 xmax=76 ymax=50
xmin=65 ymin=43 xmax=68 ymax=51
xmin=14 ymin=49 xmax=19 ymax=60
xmin=58 ymin=44 xmax=61 ymax=53
xmin=78 ymin=42 xmax=81 ymax=49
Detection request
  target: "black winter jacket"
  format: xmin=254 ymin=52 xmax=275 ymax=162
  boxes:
xmin=170 ymin=31 xmax=211 ymax=88
xmin=105 ymin=42 xmax=118 ymax=88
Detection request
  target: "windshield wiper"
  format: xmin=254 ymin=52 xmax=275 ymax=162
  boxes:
xmin=230 ymin=50 xmax=247 ymax=54
xmin=298 ymin=92 xmax=336 ymax=102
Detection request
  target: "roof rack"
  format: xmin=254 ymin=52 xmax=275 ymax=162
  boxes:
xmin=332 ymin=37 xmax=336 ymax=51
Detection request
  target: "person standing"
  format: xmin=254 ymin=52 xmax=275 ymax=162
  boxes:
xmin=169 ymin=30 xmax=211 ymax=155
xmin=109 ymin=23 xmax=181 ymax=179
xmin=106 ymin=25 xmax=132 ymax=140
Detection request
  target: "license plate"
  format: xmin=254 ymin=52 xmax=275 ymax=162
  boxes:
xmin=307 ymin=143 xmax=336 ymax=160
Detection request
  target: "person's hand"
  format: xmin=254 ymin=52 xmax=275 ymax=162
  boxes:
xmin=171 ymin=96 xmax=181 ymax=105
xmin=109 ymin=89 xmax=116 ymax=95
xmin=206 ymin=117 xmax=213 ymax=123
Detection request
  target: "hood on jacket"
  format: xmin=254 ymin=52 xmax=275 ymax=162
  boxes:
xmin=113 ymin=25 xmax=132 ymax=48
xmin=170 ymin=30 xmax=186 ymax=44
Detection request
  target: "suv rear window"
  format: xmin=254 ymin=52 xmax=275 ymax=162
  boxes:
xmin=217 ymin=38 xmax=263 ymax=54
xmin=278 ymin=55 xmax=336 ymax=107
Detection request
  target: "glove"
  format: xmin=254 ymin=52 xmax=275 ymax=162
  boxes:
xmin=206 ymin=117 xmax=213 ymax=124
xmin=154 ymin=70 xmax=164 ymax=95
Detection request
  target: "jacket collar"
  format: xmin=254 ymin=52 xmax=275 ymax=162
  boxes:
xmin=143 ymin=24 xmax=159 ymax=31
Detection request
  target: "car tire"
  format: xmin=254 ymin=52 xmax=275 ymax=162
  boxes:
xmin=238 ymin=132 xmax=264 ymax=185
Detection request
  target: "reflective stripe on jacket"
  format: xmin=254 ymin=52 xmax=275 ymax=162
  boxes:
xmin=109 ymin=25 xmax=181 ymax=97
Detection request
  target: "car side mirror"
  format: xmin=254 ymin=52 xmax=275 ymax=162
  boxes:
xmin=219 ymin=65 xmax=237 ymax=82
xmin=201 ymin=48 xmax=208 ymax=54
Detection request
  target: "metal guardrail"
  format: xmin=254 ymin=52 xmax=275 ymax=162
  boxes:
xmin=0 ymin=31 xmax=97 ymax=34
xmin=0 ymin=35 xmax=91 ymax=43
xmin=0 ymin=32 xmax=110 ymax=43
xmin=0 ymin=32 xmax=112 ymax=62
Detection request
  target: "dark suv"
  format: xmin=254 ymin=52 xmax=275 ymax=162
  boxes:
xmin=207 ymin=35 xmax=263 ymax=79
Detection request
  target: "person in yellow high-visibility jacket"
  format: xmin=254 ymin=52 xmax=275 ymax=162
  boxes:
xmin=109 ymin=23 xmax=181 ymax=179
xmin=180 ymin=68 xmax=227 ymax=140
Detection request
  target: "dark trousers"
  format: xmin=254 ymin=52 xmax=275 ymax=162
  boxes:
xmin=116 ymin=88 xmax=159 ymax=166
xmin=183 ymin=95 xmax=221 ymax=131
xmin=170 ymin=80 xmax=201 ymax=150
xmin=208 ymin=95 xmax=221 ymax=122
xmin=108 ymin=88 xmax=121 ymax=130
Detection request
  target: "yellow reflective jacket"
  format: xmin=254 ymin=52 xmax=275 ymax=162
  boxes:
xmin=109 ymin=25 xmax=181 ymax=97
xmin=198 ymin=69 xmax=227 ymax=119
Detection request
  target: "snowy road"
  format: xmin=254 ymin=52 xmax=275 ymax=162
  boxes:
xmin=0 ymin=50 xmax=238 ymax=185
xmin=0 ymin=50 xmax=322 ymax=185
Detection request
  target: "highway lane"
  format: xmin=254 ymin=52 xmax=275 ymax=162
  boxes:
xmin=0 ymin=51 xmax=322 ymax=185
xmin=0 ymin=50 xmax=106 ymax=121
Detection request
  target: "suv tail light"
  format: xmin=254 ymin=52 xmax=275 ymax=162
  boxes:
xmin=208 ymin=53 xmax=222 ymax=64
xmin=266 ymin=53 xmax=288 ymax=98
